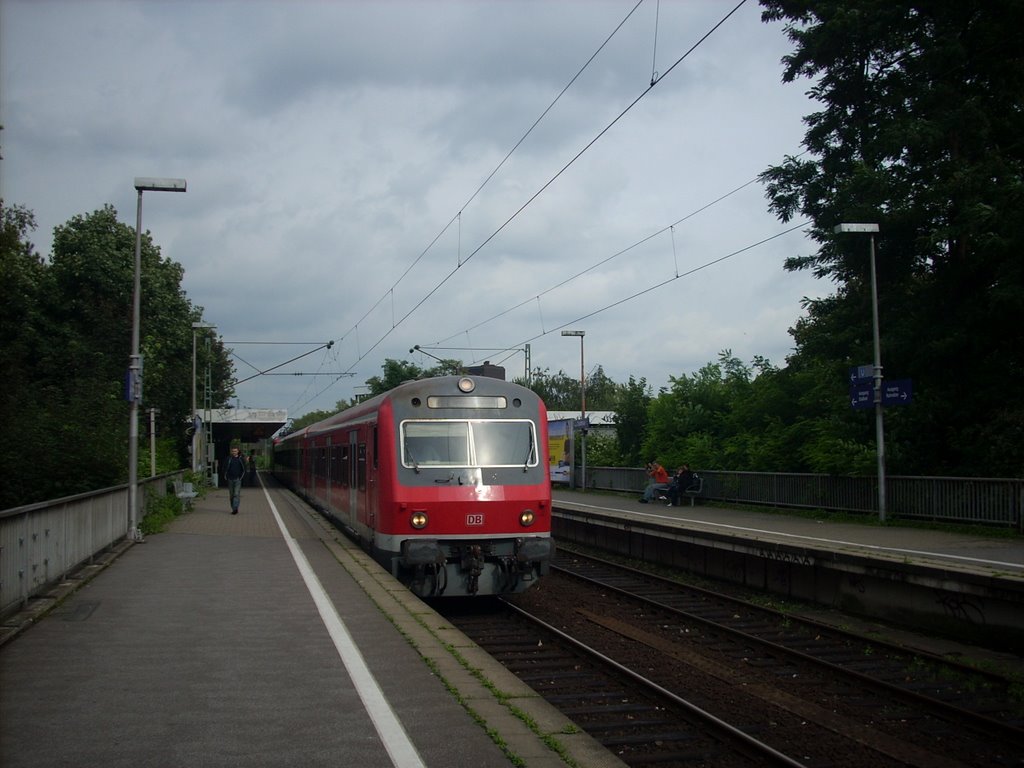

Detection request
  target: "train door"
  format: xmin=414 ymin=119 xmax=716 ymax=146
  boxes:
xmin=311 ymin=441 xmax=329 ymax=507
xmin=330 ymin=441 xmax=342 ymax=515
xmin=311 ymin=441 xmax=319 ymax=500
xmin=303 ymin=445 xmax=312 ymax=496
xmin=325 ymin=436 xmax=332 ymax=512
xmin=367 ymin=426 xmax=377 ymax=530
xmin=357 ymin=441 xmax=368 ymax=526
xmin=348 ymin=430 xmax=358 ymax=524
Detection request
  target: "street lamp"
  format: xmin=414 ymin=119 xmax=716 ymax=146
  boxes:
xmin=561 ymin=330 xmax=586 ymax=491
xmin=192 ymin=322 xmax=216 ymax=474
xmin=128 ymin=177 xmax=186 ymax=541
xmin=834 ymin=222 xmax=885 ymax=522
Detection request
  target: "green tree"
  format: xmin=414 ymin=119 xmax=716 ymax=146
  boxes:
xmin=582 ymin=430 xmax=618 ymax=468
xmin=365 ymin=359 xmax=427 ymax=395
xmin=759 ymin=0 xmax=1024 ymax=476
xmin=0 ymin=203 xmax=232 ymax=508
xmin=288 ymin=399 xmax=354 ymax=431
xmin=584 ymin=365 xmax=619 ymax=411
xmin=522 ymin=367 xmax=581 ymax=410
xmin=0 ymin=202 xmax=54 ymax=506
xmin=611 ymin=375 xmax=650 ymax=466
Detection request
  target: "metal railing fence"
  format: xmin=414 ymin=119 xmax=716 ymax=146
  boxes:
xmin=585 ymin=467 xmax=1023 ymax=530
xmin=5 ymin=468 xmax=1021 ymax=619
xmin=0 ymin=472 xmax=183 ymax=619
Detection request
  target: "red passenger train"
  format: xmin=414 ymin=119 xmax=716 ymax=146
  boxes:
xmin=273 ymin=375 xmax=553 ymax=597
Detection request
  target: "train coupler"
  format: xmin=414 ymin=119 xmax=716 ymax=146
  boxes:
xmin=462 ymin=544 xmax=484 ymax=595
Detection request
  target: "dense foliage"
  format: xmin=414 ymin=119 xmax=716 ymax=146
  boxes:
xmin=756 ymin=0 xmax=1024 ymax=477
xmin=0 ymin=203 xmax=234 ymax=508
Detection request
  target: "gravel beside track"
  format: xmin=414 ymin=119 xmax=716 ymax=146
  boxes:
xmin=445 ymin=548 xmax=1024 ymax=767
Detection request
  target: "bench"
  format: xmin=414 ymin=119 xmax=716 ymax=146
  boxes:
xmin=173 ymin=480 xmax=198 ymax=509
xmin=643 ymin=473 xmax=704 ymax=506
xmin=682 ymin=474 xmax=703 ymax=506
xmin=657 ymin=474 xmax=703 ymax=507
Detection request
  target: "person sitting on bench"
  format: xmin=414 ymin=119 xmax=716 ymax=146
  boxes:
xmin=666 ymin=464 xmax=694 ymax=507
xmin=640 ymin=460 xmax=670 ymax=503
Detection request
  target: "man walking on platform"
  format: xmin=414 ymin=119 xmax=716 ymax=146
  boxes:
xmin=224 ymin=446 xmax=247 ymax=515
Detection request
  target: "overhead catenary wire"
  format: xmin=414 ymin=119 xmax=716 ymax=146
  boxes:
xmin=291 ymin=1 xmax=755 ymax=412
xmin=488 ymin=220 xmax=813 ymax=365
xmin=432 ymin=171 xmax=764 ymax=346
xmin=292 ymin=215 xmax=805 ymax=414
xmin=360 ymin=2 xmax=749 ymax=344
xmin=408 ymin=218 xmax=811 ymax=378
xmin=331 ymin=0 xmax=647 ymax=347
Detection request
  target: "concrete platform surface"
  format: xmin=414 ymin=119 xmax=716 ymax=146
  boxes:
xmin=0 ymin=481 xmax=624 ymax=768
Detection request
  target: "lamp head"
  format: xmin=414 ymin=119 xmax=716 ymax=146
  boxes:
xmin=135 ymin=177 xmax=187 ymax=193
xmin=833 ymin=223 xmax=879 ymax=234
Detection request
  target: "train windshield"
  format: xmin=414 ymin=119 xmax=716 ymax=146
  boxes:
xmin=401 ymin=419 xmax=538 ymax=468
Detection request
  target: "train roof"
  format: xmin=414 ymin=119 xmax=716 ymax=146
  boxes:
xmin=276 ymin=375 xmax=543 ymax=443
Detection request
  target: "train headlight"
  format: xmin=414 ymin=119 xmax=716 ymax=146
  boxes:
xmin=410 ymin=511 xmax=429 ymax=529
xmin=519 ymin=509 xmax=536 ymax=527
xmin=457 ymin=377 xmax=475 ymax=393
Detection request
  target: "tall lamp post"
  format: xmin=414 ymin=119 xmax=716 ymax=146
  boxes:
xmin=192 ymin=322 xmax=216 ymax=474
xmin=128 ymin=177 xmax=186 ymax=541
xmin=834 ymin=223 xmax=885 ymax=522
xmin=561 ymin=330 xmax=586 ymax=491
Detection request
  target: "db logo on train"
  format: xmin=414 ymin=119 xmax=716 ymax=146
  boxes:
xmin=466 ymin=513 xmax=485 ymax=526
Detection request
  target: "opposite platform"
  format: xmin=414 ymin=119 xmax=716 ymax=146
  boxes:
xmin=552 ymin=488 xmax=1024 ymax=576
xmin=0 ymin=480 xmax=623 ymax=768
xmin=552 ymin=488 xmax=1024 ymax=653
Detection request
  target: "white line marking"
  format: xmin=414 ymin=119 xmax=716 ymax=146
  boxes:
xmin=262 ymin=485 xmax=426 ymax=768
xmin=561 ymin=501 xmax=1024 ymax=571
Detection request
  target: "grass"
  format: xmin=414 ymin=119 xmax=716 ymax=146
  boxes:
xmin=139 ymin=492 xmax=186 ymax=535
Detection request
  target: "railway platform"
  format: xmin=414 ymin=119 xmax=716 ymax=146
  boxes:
xmin=552 ymin=488 xmax=1024 ymax=653
xmin=0 ymin=482 xmax=623 ymax=768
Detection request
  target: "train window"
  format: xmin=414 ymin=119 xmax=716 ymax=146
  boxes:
xmin=471 ymin=421 xmax=537 ymax=467
xmin=401 ymin=419 xmax=537 ymax=468
xmin=357 ymin=444 xmax=367 ymax=490
xmin=402 ymin=421 xmax=469 ymax=467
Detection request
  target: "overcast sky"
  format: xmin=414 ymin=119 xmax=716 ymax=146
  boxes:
xmin=2 ymin=0 xmax=828 ymax=418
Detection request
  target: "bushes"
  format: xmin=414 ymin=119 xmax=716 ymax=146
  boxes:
xmin=140 ymin=491 xmax=186 ymax=535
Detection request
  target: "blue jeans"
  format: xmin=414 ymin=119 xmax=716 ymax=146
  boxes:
xmin=228 ymin=479 xmax=242 ymax=511
xmin=643 ymin=482 xmax=668 ymax=501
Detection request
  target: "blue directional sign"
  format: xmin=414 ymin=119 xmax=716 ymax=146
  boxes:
xmin=849 ymin=384 xmax=874 ymax=410
xmin=882 ymin=379 xmax=913 ymax=406
xmin=848 ymin=364 xmax=874 ymax=385
xmin=849 ymin=378 xmax=913 ymax=410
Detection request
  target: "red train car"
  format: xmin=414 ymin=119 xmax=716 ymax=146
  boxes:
xmin=273 ymin=375 xmax=553 ymax=597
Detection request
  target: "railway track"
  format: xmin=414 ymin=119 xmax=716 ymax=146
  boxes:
xmin=444 ymin=549 xmax=1024 ymax=767
xmin=445 ymin=600 xmax=809 ymax=768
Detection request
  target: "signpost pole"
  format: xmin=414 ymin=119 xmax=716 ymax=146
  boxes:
xmin=868 ymin=232 xmax=886 ymax=522
xmin=836 ymin=223 xmax=886 ymax=522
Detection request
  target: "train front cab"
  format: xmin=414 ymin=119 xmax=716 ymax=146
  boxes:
xmin=374 ymin=377 xmax=554 ymax=598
